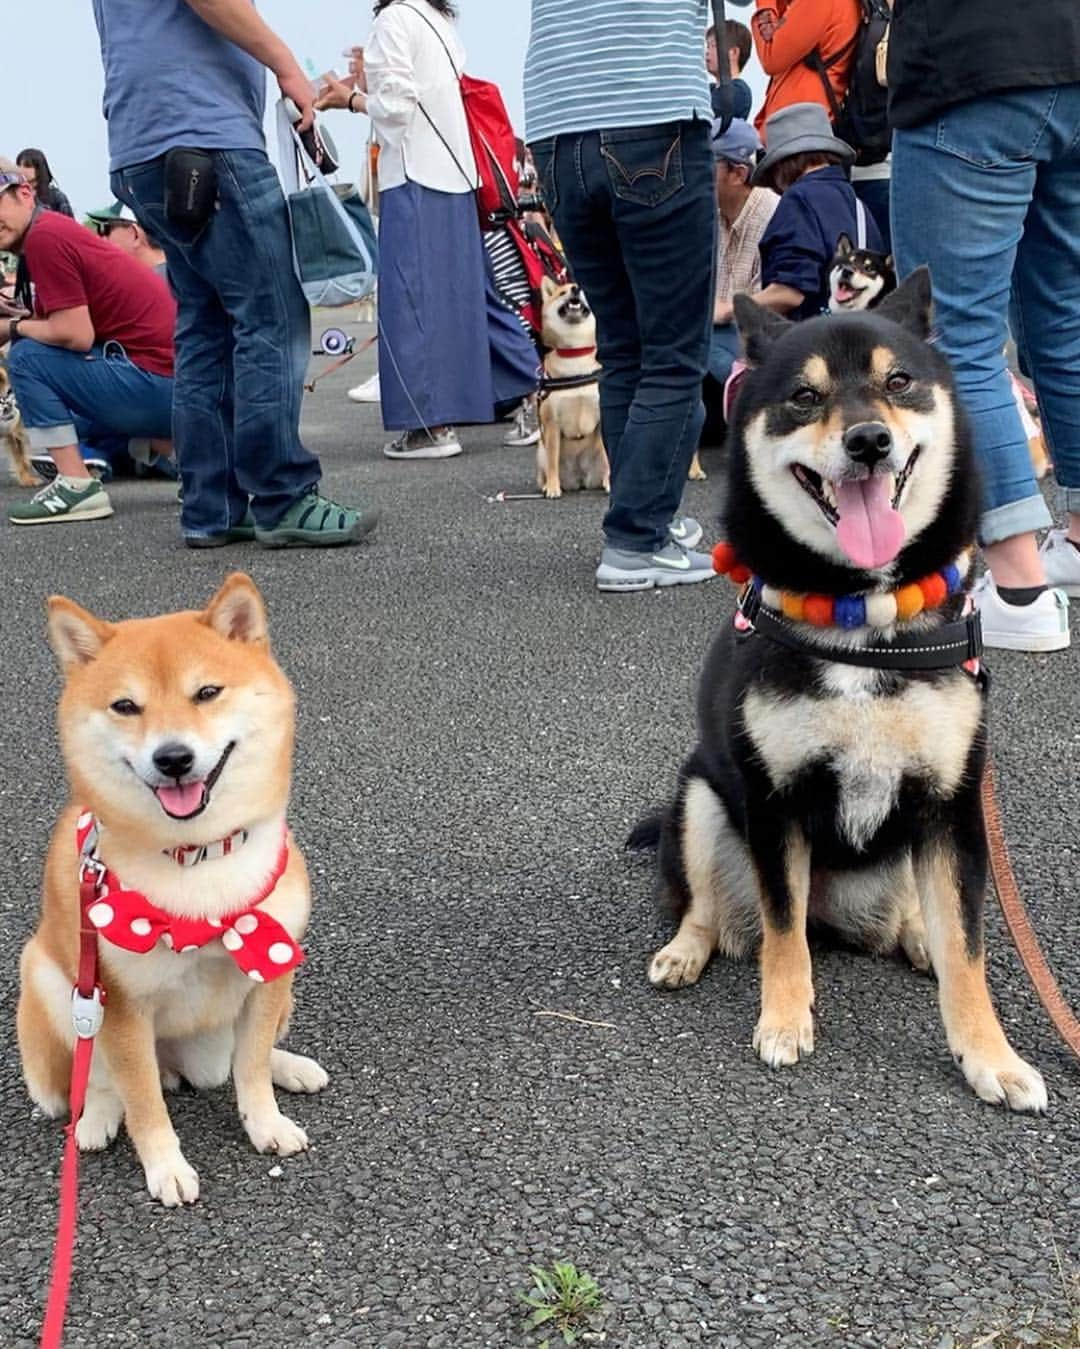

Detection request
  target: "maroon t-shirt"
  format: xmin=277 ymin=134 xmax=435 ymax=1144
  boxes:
xmin=23 ymin=211 xmax=176 ymax=378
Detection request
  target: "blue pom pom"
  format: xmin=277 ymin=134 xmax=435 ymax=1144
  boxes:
xmin=942 ymin=563 xmax=962 ymax=595
xmin=835 ymin=594 xmax=866 ymax=630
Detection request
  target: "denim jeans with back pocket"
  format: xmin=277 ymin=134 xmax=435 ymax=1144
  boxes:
xmin=892 ymin=86 xmax=1080 ymax=544
xmin=530 ymin=121 xmax=715 ymax=553
xmin=112 ymin=149 xmax=321 ymax=537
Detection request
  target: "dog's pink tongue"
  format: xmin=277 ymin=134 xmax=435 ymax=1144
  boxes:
xmin=835 ymin=476 xmax=906 ymax=569
xmin=155 ymin=781 xmax=205 ymax=817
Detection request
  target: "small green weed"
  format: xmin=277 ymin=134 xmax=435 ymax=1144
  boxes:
xmin=520 ymin=1259 xmax=604 ymax=1345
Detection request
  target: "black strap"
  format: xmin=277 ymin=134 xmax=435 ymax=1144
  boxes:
xmin=710 ymin=0 xmax=734 ymax=133
xmin=538 ymin=369 xmax=601 ymax=399
xmin=804 ymin=29 xmax=859 ymax=124
xmin=738 ymin=583 xmax=984 ymax=672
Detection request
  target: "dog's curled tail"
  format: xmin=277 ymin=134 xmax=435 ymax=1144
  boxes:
xmin=625 ymin=809 xmax=663 ymax=851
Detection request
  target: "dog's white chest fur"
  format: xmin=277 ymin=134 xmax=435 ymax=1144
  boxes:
xmin=743 ymin=670 xmax=981 ymax=851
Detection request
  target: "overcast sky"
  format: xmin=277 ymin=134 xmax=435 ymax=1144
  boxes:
xmin=7 ymin=1 xmax=765 ymax=218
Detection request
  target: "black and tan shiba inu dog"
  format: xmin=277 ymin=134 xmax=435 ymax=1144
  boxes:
xmin=828 ymin=232 xmax=896 ymax=313
xmin=632 ymin=270 xmax=1047 ymax=1112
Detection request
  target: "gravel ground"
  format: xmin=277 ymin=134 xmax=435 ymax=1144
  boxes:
xmin=0 ymin=335 xmax=1076 ymax=1348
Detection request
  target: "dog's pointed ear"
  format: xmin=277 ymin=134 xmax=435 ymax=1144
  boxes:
xmin=202 ymin=573 xmax=269 ymax=644
xmin=540 ymin=276 xmax=560 ymax=302
xmin=835 ymin=232 xmax=853 ymax=258
xmin=734 ymin=292 xmax=792 ymax=364
xmin=876 ymin=266 xmax=933 ymax=338
xmin=47 ymin=597 xmax=115 ymax=672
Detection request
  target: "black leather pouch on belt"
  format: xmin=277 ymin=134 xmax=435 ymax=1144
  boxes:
xmin=164 ymin=148 xmax=218 ymax=228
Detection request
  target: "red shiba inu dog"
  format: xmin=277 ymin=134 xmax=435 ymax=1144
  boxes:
xmin=17 ymin=574 xmax=327 ymax=1206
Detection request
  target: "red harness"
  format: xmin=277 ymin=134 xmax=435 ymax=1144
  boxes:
xmin=39 ymin=815 xmax=298 ymax=1349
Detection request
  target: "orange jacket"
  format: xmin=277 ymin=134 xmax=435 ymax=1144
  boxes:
xmin=752 ymin=0 xmax=861 ymax=138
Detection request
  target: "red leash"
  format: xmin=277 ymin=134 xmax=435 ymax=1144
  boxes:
xmin=40 ymin=856 xmax=106 ymax=1349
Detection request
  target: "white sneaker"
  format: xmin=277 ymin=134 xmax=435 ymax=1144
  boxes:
xmin=347 ymin=374 xmax=381 ymax=404
xmin=973 ymin=574 xmax=1070 ymax=652
xmin=383 ymin=428 xmax=462 ymax=460
xmin=1039 ymin=528 xmax=1080 ymax=597
xmin=503 ymin=402 xmax=540 ymax=447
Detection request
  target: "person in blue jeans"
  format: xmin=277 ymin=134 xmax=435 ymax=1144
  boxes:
xmin=0 ymin=166 xmax=175 ymax=526
xmin=526 ymin=0 xmax=717 ymax=591
xmin=889 ymin=0 xmax=1080 ymax=652
xmin=92 ymin=0 xmax=379 ymax=549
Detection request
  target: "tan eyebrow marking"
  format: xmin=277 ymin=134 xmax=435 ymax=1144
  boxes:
xmin=871 ymin=346 xmax=897 ymax=382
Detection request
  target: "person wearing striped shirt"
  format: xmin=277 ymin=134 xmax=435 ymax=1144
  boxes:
xmin=525 ymin=0 xmax=719 ymax=592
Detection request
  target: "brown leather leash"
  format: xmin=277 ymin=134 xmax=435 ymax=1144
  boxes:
xmin=982 ymin=760 xmax=1080 ymax=1059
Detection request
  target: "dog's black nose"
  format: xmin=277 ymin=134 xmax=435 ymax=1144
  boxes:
xmin=153 ymin=742 xmax=195 ymax=780
xmin=568 ymin=283 xmax=580 ymax=299
xmin=844 ymin=421 xmax=893 ymax=466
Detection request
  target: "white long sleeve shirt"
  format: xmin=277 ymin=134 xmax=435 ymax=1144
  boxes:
xmin=365 ymin=1 xmax=478 ymax=194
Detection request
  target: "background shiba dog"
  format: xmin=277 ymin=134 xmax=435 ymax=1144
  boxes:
xmin=537 ymin=278 xmax=609 ymax=499
xmin=633 ymin=271 xmax=1047 ymax=1112
xmin=17 ymin=574 xmax=328 ymax=1207
xmin=0 ymin=361 xmax=36 ymax=486
xmin=828 ymin=232 xmax=896 ymax=313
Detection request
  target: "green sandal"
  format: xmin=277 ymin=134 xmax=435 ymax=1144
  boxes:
xmin=255 ymin=491 xmax=380 ymax=549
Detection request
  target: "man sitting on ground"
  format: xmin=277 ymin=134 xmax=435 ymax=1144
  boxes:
xmin=0 ymin=159 xmax=175 ymax=525
xmin=86 ymin=202 xmax=168 ymax=277
xmin=709 ymin=118 xmax=778 ymax=391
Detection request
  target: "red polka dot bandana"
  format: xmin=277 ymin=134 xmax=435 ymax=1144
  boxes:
xmin=76 ymin=813 xmax=304 ymax=983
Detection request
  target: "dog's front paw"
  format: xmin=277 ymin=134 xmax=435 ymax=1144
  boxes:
xmin=543 ymin=481 xmax=563 ymax=500
xmin=958 ymin=1046 xmax=1048 ymax=1113
xmin=144 ymin=1151 xmax=200 ymax=1207
xmin=648 ymin=936 xmax=711 ymax=989
xmin=75 ymin=1089 xmax=123 ymax=1151
xmin=244 ymin=1110 xmax=310 ymax=1156
xmin=270 ymin=1049 xmax=329 ymax=1094
xmin=688 ymin=456 xmax=707 ymax=482
xmin=753 ymin=1007 xmax=815 ymax=1068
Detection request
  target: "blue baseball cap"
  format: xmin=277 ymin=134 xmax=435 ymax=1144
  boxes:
xmin=710 ymin=117 xmax=763 ymax=167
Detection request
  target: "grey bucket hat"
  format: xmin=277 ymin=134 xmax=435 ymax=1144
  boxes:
xmin=750 ymin=102 xmax=855 ymax=187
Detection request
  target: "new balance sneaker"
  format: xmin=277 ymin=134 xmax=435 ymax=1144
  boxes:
xmin=383 ymin=428 xmax=462 ymax=460
xmin=503 ymin=401 xmax=540 ymax=448
xmin=347 ymin=374 xmax=381 ymax=404
xmin=254 ymin=491 xmax=380 ymax=549
xmin=668 ymin=515 xmax=703 ymax=550
xmin=10 ymin=476 xmax=114 ymax=526
xmin=596 ymin=540 xmax=716 ymax=592
xmin=1038 ymin=528 xmax=1080 ymax=597
xmin=972 ymin=574 xmax=1070 ymax=652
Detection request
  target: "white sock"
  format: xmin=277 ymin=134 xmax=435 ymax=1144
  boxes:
xmin=56 ymin=473 xmax=95 ymax=492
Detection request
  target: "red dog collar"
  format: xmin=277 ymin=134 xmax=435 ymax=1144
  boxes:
xmin=554 ymin=346 xmax=596 ymax=359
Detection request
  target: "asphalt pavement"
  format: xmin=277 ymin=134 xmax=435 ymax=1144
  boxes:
xmin=0 ymin=333 xmax=1076 ymax=1348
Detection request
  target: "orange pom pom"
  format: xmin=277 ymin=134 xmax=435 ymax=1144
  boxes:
xmin=919 ymin=573 xmax=948 ymax=608
xmin=895 ymin=583 xmax=924 ymax=619
xmin=712 ymin=542 xmax=738 ymax=575
xmin=781 ymin=592 xmax=805 ymax=621
xmin=729 ymin=564 xmax=752 ymax=584
xmin=803 ymin=595 xmax=833 ymax=626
